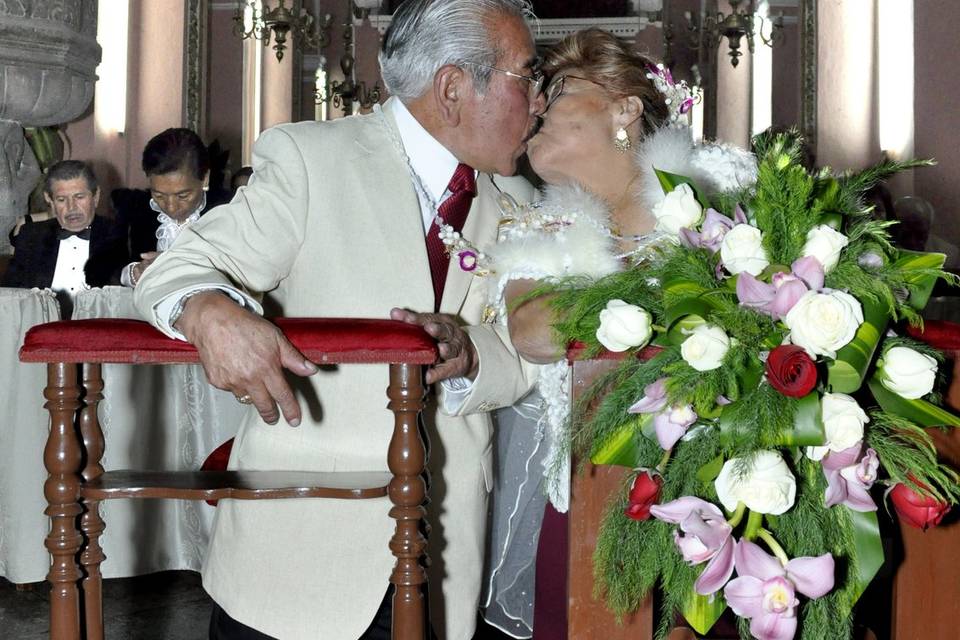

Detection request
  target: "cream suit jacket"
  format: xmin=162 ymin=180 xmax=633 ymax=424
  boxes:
xmin=133 ymin=104 xmax=538 ymax=640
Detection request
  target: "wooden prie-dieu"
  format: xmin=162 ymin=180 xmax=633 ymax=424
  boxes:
xmin=18 ymin=318 xmax=437 ymax=640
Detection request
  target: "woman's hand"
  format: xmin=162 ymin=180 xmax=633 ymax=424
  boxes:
xmin=505 ymin=279 xmax=565 ymax=364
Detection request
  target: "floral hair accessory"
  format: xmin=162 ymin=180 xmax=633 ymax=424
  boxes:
xmin=646 ymin=62 xmax=702 ymax=127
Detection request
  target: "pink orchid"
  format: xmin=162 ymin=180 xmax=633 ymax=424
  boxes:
xmin=736 ymin=256 xmax=825 ymax=320
xmin=724 ymin=540 xmax=835 ymax=640
xmin=680 ymin=208 xmax=735 ymax=253
xmin=628 ymin=378 xmax=697 ymax=449
xmin=821 ymin=444 xmax=879 ymax=512
xmin=652 ymin=405 xmax=698 ymax=449
xmin=628 ymin=377 xmax=669 ymax=413
xmin=650 ymin=497 xmax=736 ymax=595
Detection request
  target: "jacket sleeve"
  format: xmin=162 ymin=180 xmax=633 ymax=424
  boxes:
xmin=85 ymin=219 xmax=131 ymax=287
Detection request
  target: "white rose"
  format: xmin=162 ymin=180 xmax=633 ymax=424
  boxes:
xmin=680 ymin=324 xmax=730 ymax=371
xmin=719 ymin=224 xmax=769 ymax=276
xmin=801 ymin=225 xmax=849 ymax=273
xmin=653 ymin=183 xmax=703 ymax=235
xmin=806 ymin=392 xmax=869 ymax=460
xmin=596 ymin=300 xmax=653 ymax=352
xmin=881 ymin=346 xmax=938 ymax=399
xmin=784 ymin=290 xmax=863 ymax=358
xmin=714 ymin=450 xmax=797 ymax=515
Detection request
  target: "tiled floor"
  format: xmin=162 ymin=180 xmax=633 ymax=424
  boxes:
xmin=0 ymin=572 xmax=513 ymax=639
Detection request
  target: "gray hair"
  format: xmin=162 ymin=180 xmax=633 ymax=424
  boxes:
xmin=379 ymin=0 xmax=535 ymax=100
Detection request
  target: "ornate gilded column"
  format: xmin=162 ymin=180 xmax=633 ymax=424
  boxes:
xmin=0 ymin=0 xmax=101 ymax=254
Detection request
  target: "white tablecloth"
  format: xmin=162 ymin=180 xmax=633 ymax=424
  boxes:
xmin=0 ymin=286 xmax=245 ymax=583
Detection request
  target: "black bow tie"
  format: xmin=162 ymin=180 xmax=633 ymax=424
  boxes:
xmin=58 ymin=227 xmax=91 ymax=241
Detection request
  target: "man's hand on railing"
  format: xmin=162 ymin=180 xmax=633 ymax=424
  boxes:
xmin=175 ymin=291 xmax=318 ymax=426
xmin=390 ymin=308 xmax=478 ymax=384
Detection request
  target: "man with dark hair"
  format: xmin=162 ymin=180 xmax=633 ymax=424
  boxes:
xmin=136 ymin=1 xmax=544 ymax=638
xmin=2 ymin=159 xmax=128 ymax=314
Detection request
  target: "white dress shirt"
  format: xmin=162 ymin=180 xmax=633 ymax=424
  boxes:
xmin=50 ymin=235 xmax=91 ymax=301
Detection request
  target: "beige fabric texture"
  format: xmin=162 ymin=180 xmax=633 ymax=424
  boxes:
xmin=133 ymin=105 xmax=537 ymax=640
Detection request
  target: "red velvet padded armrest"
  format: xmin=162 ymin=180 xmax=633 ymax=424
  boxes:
xmin=906 ymin=319 xmax=960 ymax=352
xmin=566 ymin=341 xmax=663 ymax=363
xmin=19 ymin=318 xmax=438 ymax=365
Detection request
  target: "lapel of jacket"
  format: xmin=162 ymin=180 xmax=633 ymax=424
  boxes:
xmin=351 ymin=107 xmax=433 ymax=308
xmin=37 ymin=220 xmax=60 ymax=287
xmin=439 ymin=173 xmax=500 ymax=315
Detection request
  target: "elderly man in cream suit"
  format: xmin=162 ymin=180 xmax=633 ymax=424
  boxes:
xmin=134 ymin=1 xmax=544 ymax=638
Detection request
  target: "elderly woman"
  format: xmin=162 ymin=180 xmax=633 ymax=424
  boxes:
xmin=480 ymin=28 xmax=755 ymax=638
xmin=121 ymin=128 xmax=219 ymax=287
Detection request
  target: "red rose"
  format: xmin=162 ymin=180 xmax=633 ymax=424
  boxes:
xmin=766 ymin=345 xmax=818 ymax=398
xmin=890 ymin=481 xmax=952 ymax=530
xmin=624 ymin=470 xmax=663 ymax=521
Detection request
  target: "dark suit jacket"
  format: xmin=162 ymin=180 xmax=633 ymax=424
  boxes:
xmin=1 ymin=216 xmax=130 ymax=289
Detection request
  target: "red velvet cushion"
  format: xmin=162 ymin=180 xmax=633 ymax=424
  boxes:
xmin=200 ymin=438 xmax=235 ymax=506
xmin=906 ymin=320 xmax=960 ymax=352
xmin=566 ymin=341 xmax=663 ymax=363
xmin=19 ymin=318 xmax=438 ymax=365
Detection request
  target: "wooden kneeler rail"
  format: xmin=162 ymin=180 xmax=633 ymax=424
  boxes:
xmin=19 ymin=318 xmax=437 ymax=640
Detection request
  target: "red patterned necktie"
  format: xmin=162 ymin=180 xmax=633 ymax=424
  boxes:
xmin=425 ymin=163 xmax=476 ymax=311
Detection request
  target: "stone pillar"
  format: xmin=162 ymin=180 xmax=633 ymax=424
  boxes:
xmin=0 ymin=0 xmax=101 ymax=254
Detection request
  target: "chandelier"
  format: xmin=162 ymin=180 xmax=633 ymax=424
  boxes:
xmin=233 ymin=0 xmax=332 ymax=62
xmin=683 ymin=0 xmax=785 ymax=67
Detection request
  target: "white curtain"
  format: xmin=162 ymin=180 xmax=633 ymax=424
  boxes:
xmin=0 ymin=286 xmax=245 ymax=583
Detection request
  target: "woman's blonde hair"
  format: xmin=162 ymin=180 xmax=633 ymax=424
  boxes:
xmin=542 ymin=28 xmax=669 ymax=135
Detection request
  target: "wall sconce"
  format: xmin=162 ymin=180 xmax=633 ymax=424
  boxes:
xmin=316 ymin=1 xmax=383 ymax=117
xmin=233 ymin=0 xmax=332 ymax=62
xmin=684 ymin=0 xmax=784 ymax=68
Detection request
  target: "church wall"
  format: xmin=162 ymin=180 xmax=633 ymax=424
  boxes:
xmin=913 ymin=0 xmax=960 ymax=250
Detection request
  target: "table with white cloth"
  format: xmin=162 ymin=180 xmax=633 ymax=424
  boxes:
xmin=0 ymin=286 xmax=245 ymax=584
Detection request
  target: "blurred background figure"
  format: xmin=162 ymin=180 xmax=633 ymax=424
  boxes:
xmin=230 ymin=166 xmax=253 ymax=197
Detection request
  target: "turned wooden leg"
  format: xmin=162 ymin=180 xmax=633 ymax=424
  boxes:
xmin=43 ymin=362 xmax=84 ymax=640
xmin=386 ymin=363 xmax=428 ymax=640
xmin=78 ymin=363 xmax=106 ymax=640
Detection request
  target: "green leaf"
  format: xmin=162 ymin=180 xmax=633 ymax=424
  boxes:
xmin=867 ymin=376 xmax=960 ymax=428
xmin=777 ymin=391 xmax=826 ymax=446
xmin=696 ymin=455 xmax=725 ymax=484
xmin=682 ymin=589 xmax=727 ymax=635
xmin=827 ymin=298 xmax=888 ymax=393
xmin=844 ymin=509 xmax=884 ymax=610
xmin=818 ymin=212 xmax=843 ymax=229
xmin=654 ymin=168 xmax=711 ymax=209
xmin=590 ymin=414 xmax=650 ymax=467
xmin=894 ymin=249 xmax=947 ymax=310
xmin=721 ymin=389 xmax=822 ymax=447
xmin=665 ymin=297 xmax=715 ymax=331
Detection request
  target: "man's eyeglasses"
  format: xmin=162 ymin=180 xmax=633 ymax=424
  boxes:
xmin=544 ymin=74 xmax=606 ymax=109
xmin=462 ymin=61 xmax=545 ymax=101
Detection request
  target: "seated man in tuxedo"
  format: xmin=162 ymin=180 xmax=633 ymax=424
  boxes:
xmin=2 ymin=160 xmax=128 ymax=314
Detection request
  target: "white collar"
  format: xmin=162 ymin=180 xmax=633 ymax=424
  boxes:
xmin=385 ymin=97 xmax=460 ymax=205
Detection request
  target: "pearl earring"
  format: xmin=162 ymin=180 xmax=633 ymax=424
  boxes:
xmin=614 ymin=127 xmax=631 ymax=153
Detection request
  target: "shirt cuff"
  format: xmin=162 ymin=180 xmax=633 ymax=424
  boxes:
xmin=439 ymin=376 xmax=474 ymax=414
xmin=120 ymin=262 xmax=136 ymax=288
xmin=154 ymin=284 xmax=262 ymax=340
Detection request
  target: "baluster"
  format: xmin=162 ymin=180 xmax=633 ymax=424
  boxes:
xmin=78 ymin=363 xmax=106 ymax=640
xmin=386 ymin=363 xmax=428 ymax=640
xmin=43 ymin=362 xmax=83 ymax=640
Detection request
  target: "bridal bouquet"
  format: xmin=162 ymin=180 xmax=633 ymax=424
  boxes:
xmin=538 ymin=131 xmax=960 ymax=640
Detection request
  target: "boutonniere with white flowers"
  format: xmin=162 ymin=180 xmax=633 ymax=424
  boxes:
xmin=530 ymin=130 xmax=960 ymax=639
